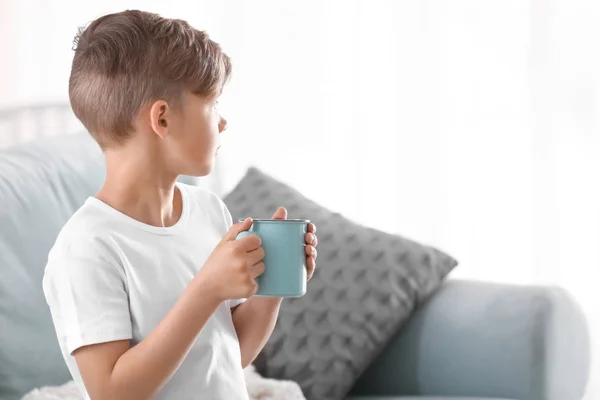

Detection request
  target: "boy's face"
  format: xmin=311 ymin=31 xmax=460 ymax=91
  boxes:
xmin=161 ymin=91 xmax=227 ymax=177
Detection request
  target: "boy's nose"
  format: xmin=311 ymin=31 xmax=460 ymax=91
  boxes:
xmin=218 ymin=117 xmax=228 ymax=133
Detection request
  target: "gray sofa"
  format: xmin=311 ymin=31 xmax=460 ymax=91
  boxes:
xmin=0 ymin=134 xmax=591 ymax=400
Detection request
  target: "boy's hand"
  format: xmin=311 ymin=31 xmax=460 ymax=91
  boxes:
xmin=271 ymin=207 xmax=318 ymax=281
xmin=196 ymin=218 xmax=265 ymax=302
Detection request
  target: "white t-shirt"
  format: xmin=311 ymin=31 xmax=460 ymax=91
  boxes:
xmin=42 ymin=183 xmax=249 ymax=400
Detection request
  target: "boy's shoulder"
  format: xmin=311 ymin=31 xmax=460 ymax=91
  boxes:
xmin=178 ymin=182 xmax=230 ymax=216
xmin=179 ymin=183 xmax=232 ymax=235
xmin=48 ymin=198 xmax=120 ymax=263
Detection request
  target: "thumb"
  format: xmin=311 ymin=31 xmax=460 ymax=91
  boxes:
xmin=271 ymin=207 xmax=288 ymax=220
xmin=223 ymin=217 xmax=253 ymax=242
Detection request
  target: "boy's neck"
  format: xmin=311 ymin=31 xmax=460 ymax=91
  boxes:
xmin=96 ymin=149 xmax=183 ymax=228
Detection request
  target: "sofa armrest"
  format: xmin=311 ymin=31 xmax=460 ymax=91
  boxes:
xmin=349 ymin=279 xmax=590 ymax=400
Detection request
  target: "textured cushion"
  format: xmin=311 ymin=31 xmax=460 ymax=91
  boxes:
xmin=0 ymin=134 xmax=105 ymax=400
xmin=224 ymin=167 xmax=458 ymax=400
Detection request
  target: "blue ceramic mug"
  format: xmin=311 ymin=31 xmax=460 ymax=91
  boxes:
xmin=236 ymin=219 xmax=309 ymax=297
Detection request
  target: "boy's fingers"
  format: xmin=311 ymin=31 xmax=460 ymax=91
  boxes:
xmin=307 ymin=257 xmax=316 ymax=279
xmin=247 ymin=247 xmax=265 ymax=265
xmin=305 ymin=233 xmax=318 ymax=247
xmin=223 ymin=217 xmax=253 ymax=242
xmin=238 ymin=234 xmax=262 ymax=251
xmin=249 ymin=262 xmax=265 ymax=279
xmin=271 ymin=207 xmax=287 ymax=220
xmin=305 ymin=245 xmax=317 ymax=258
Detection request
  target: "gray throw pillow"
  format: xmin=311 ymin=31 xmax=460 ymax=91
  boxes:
xmin=224 ymin=167 xmax=458 ymax=400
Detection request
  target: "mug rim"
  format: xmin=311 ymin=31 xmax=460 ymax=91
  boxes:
xmin=237 ymin=218 xmax=310 ymax=223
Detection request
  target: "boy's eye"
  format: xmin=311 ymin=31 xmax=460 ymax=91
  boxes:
xmin=213 ymin=101 xmax=219 ymax=109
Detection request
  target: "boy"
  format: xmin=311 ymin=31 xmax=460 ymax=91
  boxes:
xmin=42 ymin=10 xmax=318 ymax=400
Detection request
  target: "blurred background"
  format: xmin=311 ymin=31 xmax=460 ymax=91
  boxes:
xmin=1 ymin=0 xmax=599 ymax=398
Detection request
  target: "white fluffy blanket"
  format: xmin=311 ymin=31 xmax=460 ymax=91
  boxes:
xmin=22 ymin=365 xmax=305 ymax=400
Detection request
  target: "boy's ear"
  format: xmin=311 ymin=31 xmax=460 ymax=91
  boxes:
xmin=149 ymin=100 xmax=170 ymax=139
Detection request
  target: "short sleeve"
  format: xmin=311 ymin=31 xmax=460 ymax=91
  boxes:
xmin=44 ymin=253 xmax=132 ymax=354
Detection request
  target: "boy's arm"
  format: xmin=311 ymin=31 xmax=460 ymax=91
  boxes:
xmin=74 ymin=280 xmax=220 ymax=400
xmin=231 ymin=296 xmax=283 ymax=368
